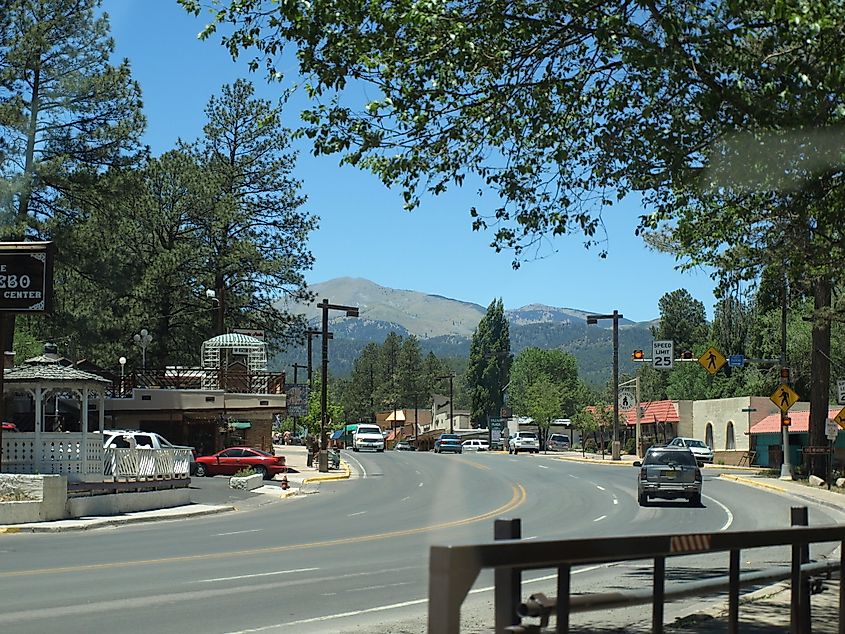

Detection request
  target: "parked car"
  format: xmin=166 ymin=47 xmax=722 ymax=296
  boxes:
xmin=667 ymin=437 xmax=714 ymax=465
xmin=194 ymin=447 xmax=286 ymax=480
xmin=461 ymin=439 xmax=490 ymax=452
xmin=1 ymin=422 xmax=18 ymax=432
xmin=394 ymin=440 xmax=415 ymax=451
xmin=434 ymin=433 xmax=463 ymax=454
xmin=352 ymin=424 xmax=385 ymax=452
xmin=547 ymin=433 xmax=571 ymax=452
xmin=508 ymin=431 xmax=539 ymax=454
xmin=634 ymin=446 xmax=702 ymax=506
xmin=99 ymin=429 xmax=197 ymax=474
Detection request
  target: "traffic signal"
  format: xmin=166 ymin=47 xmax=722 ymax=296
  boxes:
xmin=681 ymin=350 xmax=694 ymax=360
xmin=780 ymin=367 xmax=791 ymax=383
xmin=632 ymin=350 xmax=644 ymax=361
xmin=783 ymin=416 xmax=791 ymax=427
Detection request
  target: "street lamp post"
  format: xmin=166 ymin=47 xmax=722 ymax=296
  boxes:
xmin=438 ymin=373 xmax=455 ymax=433
xmin=118 ymin=356 xmax=126 ymax=397
xmin=587 ymin=311 xmax=623 ymax=461
xmin=133 ymin=329 xmax=152 ymax=370
xmin=305 ymin=329 xmax=331 ymax=390
xmin=318 ymin=299 xmax=359 ymax=472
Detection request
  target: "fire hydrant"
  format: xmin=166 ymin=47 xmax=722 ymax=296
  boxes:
xmin=280 ymin=475 xmax=289 ymax=490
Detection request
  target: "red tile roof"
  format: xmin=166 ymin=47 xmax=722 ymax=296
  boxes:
xmin=750 ymin=408 xmax=840 ymax=434
xmin=623 ymin=400 xmax=679 ymax=426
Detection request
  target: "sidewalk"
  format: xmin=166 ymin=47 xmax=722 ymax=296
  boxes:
xmin=0 ymin=444 xmax=351 ymax=533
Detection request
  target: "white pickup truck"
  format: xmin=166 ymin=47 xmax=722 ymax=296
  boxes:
xmin=352 ymin=424 xmax=385 ymax=452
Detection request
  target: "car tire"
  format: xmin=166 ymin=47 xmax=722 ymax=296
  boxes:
xmin=690 ymin=494 xmax=702 ymax=507
xmin=638 ymin=493 xmax=648 ymax=506
xmin=195 ymin=463 xmax=208 ymax=477
xmin=352 ymin=447 xmax=359 ymax=452
xmin=514 ymin=449 xmax=519 ymax=455
xmin=377 ymin=448 xmax=384 ymax=453
xmin=253 ymin=465 xmax=268 ymax=479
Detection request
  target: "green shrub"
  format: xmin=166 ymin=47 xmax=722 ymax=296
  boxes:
xmin=584 ymin=438 xmax=598 ymax=453
xmin=624 ymin=438 xmax=637 ymax=455
xmin=233 ymin=468 xmax=257 ymax=478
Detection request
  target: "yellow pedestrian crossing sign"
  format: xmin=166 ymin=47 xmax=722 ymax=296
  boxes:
xmin=834 ymin=407 xmax=845 ymax=429
xmin=770 ymin=384 xmax=799 ymax=413
xmin=699 ymin=347 xmax=726 ymax=375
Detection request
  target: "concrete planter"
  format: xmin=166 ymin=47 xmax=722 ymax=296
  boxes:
xmin=229 ymin=473 xmax=264 ymax=491
xmin=0 ymin=475 xmax=67 ymax=524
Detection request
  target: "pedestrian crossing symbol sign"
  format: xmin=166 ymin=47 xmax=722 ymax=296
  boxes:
xmin=698 ymin=346 xmax=727 ymax=375
xmin=770 ymin=384 xmax=799 ymax=413
xmin=834 ymin=407 xmax=845 ymax=430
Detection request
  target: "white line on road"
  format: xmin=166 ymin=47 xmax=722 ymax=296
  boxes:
xmin=418 ymin=482 xmax=424 ymax=487
xmin=703 ymin=494 xmax=735 ymax=531
xmin=538 ymin=465 xmax=549 ymax=469
xmin=569 ymin=474 xmax=579 ymax=479
xmin=201 ymin=568 xmax=319 ymax=583
xmin=593 ymin=515 xmax=607 ymax=522
xmin=613 ymin=497 xmax=619 ymax=505
xmin=347 ymin=511 xmax=366 ymax=517
xmin=596 ymin=485 xmax=606 ymax=491
xmin=400 ymin=496 xmax=410 ymax=502
xmin=226 ymin=564 xmax=614 ymax=632
xmin=346 ymin=582 xmax=411 ymax=593
xmin=214 ymin=529 xmax=263 ymax=536
xmin=343 ymin=451 xmax=367 ymax=478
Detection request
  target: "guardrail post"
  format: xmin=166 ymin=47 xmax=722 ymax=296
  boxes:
xmin=494 ymin=518 xmax=522 ymax=633
xmin=728 ymin=549 xmax=740 ymax=634
xmin=839 ymin=541 xmax=844 ymax=634
xmin=790 ymin=506 xmax=810 ymax=634
xmin=652 ymin=556 xmax=665 ymax=634
xmin=556 ymin=564 xmax=571 ymax=633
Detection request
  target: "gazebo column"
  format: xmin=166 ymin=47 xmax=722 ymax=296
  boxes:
xmin=34 ymin=386 xmax=43 ymax=473
xmin=98 ymin=389 xmax=105 ymax=433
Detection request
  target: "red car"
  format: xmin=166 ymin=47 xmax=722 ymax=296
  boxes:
xmin=1 ymin=422 xmax=18 ymax=432
xmin=194 ymin=447 xmax=286 ymax=480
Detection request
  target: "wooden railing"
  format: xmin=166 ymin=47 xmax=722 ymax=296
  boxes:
xmin=104 ymin=448 xmax=192 ymax=480
xmin=109 ymin=367 xmax=286 ymax=397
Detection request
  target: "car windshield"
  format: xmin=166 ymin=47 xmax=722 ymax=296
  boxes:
xmin=518 ymin=433 xmax=537 ymax=439
xmin=441 ymin=435 xmax=460 ymax=441
xmin=686 ymin=440 xmax=707 ymax=448
xmin=356 ymin=426 xmax=381 ymax=434
xmin=644 ymin=451 xmax=697 ymax=467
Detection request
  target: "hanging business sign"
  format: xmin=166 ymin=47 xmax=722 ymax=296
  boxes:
xmin=285 ymin=384 xmax=309 ymax=417
xmin=0 ymin=242 xmax=54 ymax=312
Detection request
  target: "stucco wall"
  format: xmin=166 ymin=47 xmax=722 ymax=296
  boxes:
xmin=692 ymin=396 xmax=779 ymax=452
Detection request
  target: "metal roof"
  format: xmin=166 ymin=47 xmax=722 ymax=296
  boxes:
xmin=4 ymin=363 xmax=110 ymax=384
xmin=203 ymin=333 xmax=265 ymax=348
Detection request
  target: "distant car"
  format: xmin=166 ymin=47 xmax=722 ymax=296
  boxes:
xmin=394 ymin=440 xmax=415 ymax=451
xmin=667 ymin=437 xmax=714 ymax=465
xmin=434 ymin=433 xmax=463 ymax=454
xmin=1 ymin=422 xmax=18 ymax=432
xmin=508 ymin=431 xmax=539 ymax=454
xmin=352 ymin=424 xmax=385 ymax=452
xmin=634 ymin=447 xmax=702 ymax=506
xmin=194 ymin=447 xmax=286 ymax=480
xmin=547 ymin=433 xmax=571 ymax=452
xmin=461 ymin=439 xmax=489 ymax=452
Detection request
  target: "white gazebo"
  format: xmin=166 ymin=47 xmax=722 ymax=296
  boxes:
xmin=200 ymin=333 xmax=268 ymax=390
xmin=1 ymin=355 xmax=110 ymax=482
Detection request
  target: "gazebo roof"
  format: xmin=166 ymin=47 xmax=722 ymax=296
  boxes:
xmin=4 ymin=363 xmax=110 ymax=384
xmin=203 ymin=333 xmax=265 ymax=348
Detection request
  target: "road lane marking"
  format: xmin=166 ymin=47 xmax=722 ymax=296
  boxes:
xmin=400 ymin=496 xmax=410 ymax=502
xmin=223 ymin=562 xmax=612 ymax=632
xmin=200 ymin=567 xmax=319 ymax=583
xmin=593 ymin=515 xmax=607 ymax=522
xmin=538 ymin=465 xmax=549 ymax=469
xmin=347 ymin=511 xmax=366 ymax=517
xmin=596 ymin=485 xmax=606 ymax=491
xmin=702 ymin=494 xmax=735 ymax=531
xmin=346 ymin=582 xmax=411 ymax=592
xmin=215 ymin=529 xmax=263 ymax=536
xmin=0 ymin=485 xmax=528 ymax=579
xmin=568 ymin=474 xmax=579 ymax=479
xmin=613 ymin=497 xmax=619 ymax=505
xmin=418 ymin=482 xmax=424 ymax=487
xmin=343 ymin=452 xmax=367 ymax=478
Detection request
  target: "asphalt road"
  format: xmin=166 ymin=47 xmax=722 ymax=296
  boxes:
xmin=0 ymin=450 xmax=842 ymax=633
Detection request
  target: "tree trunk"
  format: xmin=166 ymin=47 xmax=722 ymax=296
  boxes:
xmin=808 ymin=277 xmax=832 ymax=478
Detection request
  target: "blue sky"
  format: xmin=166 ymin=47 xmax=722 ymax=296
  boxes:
xmin=102 ymin=1 xmax=717 ymax=323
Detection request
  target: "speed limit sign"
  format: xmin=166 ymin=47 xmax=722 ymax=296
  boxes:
xmin=652 ymin=340 xmax=674 ymax=370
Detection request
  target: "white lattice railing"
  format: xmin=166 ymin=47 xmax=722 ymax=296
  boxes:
xmin=104 ymin=448 xmax=192 ymax=481
xmin=1 ymin=433 xmax=103 ymax=480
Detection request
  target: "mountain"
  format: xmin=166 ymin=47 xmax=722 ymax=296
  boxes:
xmin=273 ymin=278 xmax=656 ymax=385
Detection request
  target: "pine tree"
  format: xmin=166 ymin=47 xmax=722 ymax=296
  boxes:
xmin=465 ymin=298 xmax=512 ymax=425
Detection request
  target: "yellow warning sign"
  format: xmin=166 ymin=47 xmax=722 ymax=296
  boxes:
xmin=834 ymin=407 xmax=845 ymax=430
xmin=698 ymin=347 xmax=726 ymax=375
xmin=770 ymin=384 xmax=799 ymax=413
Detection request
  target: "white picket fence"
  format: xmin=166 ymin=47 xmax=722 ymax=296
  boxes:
xmin=1 ymin=433 xmax=190 ymax=481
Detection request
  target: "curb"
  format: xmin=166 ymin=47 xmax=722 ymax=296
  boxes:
xmin=0 ymin=504 xmax=235 ymax=534
xmin=552 ymin=455 xmax=637 ymax=467
xmin=719 ymin=473 xmax=790 ymax=494
xmin=300 ymin=461 xmax=352 ymax=486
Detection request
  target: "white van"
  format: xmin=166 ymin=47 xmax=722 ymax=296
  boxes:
xmin=352 ymin=424 xmax=385 ymax=452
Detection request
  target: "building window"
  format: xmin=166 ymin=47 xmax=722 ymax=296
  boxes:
xmin=726 ymin=422 xmax=735 ymax=450
xmin=705 ymin=423 xmax=714 ymax=449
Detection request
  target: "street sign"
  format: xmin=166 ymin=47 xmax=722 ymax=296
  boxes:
xmin=769 ymin=384 xmax=799 ymax=413
xmin=728 ymin=354 xmax=745 ymax=368
xmin=285 ymin=384 xmax=309 ymax=417
xmin=489 ymin=417 xmax=504 ymax=446
xmin=0 ymin=242 xmax=54 ymax=312
xmin=834 ymin=407 xmax=845 ymax=429
xmin=802 ymin=446 xmax=829 ymax=455
xmin=826 ymin=419 xmax=839 ymax=441
xmin=652 ymin=340 xmax=674 ymax=369
xmin=699 ymin=346 xmax=727 ymax=375
xmin=618 ymin=389 xmax=636 ymax=411
xmin=838 ymin=380 xmax=845 ymax=405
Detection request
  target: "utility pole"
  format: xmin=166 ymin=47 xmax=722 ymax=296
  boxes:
xmin=780 ymin=266 xmax=793 ymax=480
xmin=439 ymin=373 xmax=455 ymax=433
xmin=587 ymin=311 xmax=623 ymax=460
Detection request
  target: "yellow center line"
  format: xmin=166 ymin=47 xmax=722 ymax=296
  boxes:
xmin=1 ymin=484 xmax=527 ymax=578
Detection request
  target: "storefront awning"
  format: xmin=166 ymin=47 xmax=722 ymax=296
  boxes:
xmin=330 ymin=430 xmax=344 ymax=440
xmin=229 ymin=421 xmax=251 ymax=430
